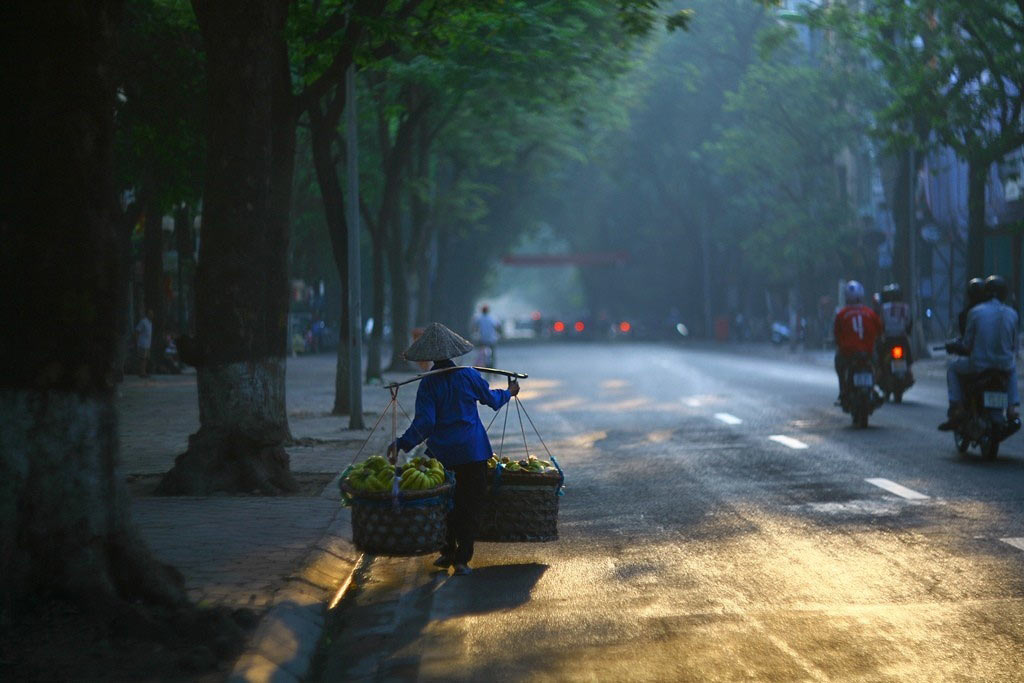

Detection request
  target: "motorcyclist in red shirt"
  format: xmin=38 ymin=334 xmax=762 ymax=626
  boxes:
xmin=833 ymin=280 xmax=883 ymax=401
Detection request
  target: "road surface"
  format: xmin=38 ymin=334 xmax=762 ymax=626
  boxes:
xmin=314 ymin=342 xmax=1024 ymax=682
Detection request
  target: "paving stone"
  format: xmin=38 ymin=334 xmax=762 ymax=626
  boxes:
xmin=117 ymin=355 xmax=392 ymax=679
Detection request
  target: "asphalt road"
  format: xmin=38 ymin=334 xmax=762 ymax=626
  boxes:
xmin=314 ymin=342 xmax=1024 ymax=682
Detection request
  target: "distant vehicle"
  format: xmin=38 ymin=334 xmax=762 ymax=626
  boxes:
xmin=838 ymin=352 xmax=883 ymax=428
xmin=877 ymin=337 xmax=913 ymax=403
xmin=504 ymin=317 xmax=539 ymax=340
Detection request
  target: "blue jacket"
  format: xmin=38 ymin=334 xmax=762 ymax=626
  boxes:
xmin=395 ymin=362 xmax=510 ymax=466
xmin=964 ymin=299 xmax=1019 ymax=371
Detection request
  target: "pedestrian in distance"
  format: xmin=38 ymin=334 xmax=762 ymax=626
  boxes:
xmin=471 ymin=304 xmax=501 ymax=367
xmin=135 ymin=309 xmax=153 ymax=378
xmin=386 ymin=322 xmax=519 ymax=576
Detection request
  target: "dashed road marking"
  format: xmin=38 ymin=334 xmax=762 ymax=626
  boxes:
xmin=714 ymin=412 xmax=743 ymax=425
xmin=769 ymin=435 xmax=809 ymax=450
xmin=684 ymin=398 xmax=702 ymax=407
xmin=1000 ymin=538 xmax=1024 ymax=552
xmin=865 ymin=478 xmax=929 ymax=500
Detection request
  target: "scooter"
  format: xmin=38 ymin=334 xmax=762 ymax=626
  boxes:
xmin=877 ymin=336 xmax=914 ymax=403
xmin=954 ymin=369 xmax=1021 ymax=459
xmin=841 ymin=352 xmax=883 ymax=428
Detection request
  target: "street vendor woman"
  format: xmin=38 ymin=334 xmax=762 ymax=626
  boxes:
xmin=387 ymin=322 xmax=519 ymax=575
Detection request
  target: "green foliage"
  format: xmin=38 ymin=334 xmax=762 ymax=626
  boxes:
xmin=115 ymin=0 xmax=205 ymax=209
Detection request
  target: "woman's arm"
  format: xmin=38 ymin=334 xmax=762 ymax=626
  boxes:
xmin=470 ymin=369 xmax=511 ymax=410
xmin=396 ymin=383 xmax=437 ymax=452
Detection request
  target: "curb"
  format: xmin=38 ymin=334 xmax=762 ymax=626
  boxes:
xmin=227 ymin=506 xmax=361 ymax=683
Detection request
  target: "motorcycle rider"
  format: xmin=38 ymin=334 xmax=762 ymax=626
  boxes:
xmin=956 ymin=277 xmax=986 ymax=337
xmin=879 ymin=283 xmax=914 ymax=380
xmin=834 ymin=280 xmax=883 ymax=402
xmin=939 ymin=275 xmax=1020 ymax=430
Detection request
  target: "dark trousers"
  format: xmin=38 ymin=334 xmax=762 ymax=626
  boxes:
xmin=442 ymin=460 xmax=488 ymax=564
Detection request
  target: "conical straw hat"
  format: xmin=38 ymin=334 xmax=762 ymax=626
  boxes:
xmin=403 ymin=322 xmax=474 ymax=362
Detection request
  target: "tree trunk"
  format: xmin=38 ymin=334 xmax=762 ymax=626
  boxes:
xmin=366 ymin=231 xmax=385 ymax=382
xmin=142 ymin=199 xmax=166 ymax=371
xmin=966 ymin=156 xmax=988 ymax=279
xmin=0 ymin=0 xmax=185 ymax=610
xmin=159 ymin=0 xmax=297 ymax=495
xmin=890 ymin=150 xmax=913 ymax=293
xmin=308 ymin=99 xmax=353 ymax=416
xmin=114 ymin=201 xmax=143 ymax=382
xmin=386 ymin=235 xmax=412 ymax=371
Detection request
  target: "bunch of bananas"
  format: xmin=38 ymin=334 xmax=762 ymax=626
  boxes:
xmin=345 ymin=454 xmax=394 ymax=492
xmin=399 ymin=456 xmax=446 ymax=491
xmin=486 ymin=454 xmax=555 ymax=473
xmin=345 ymin=454 xmax=446 ymax=493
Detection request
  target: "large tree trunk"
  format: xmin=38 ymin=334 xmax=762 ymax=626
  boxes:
xmin=159 ymin=0 xmax=297 ymax=495
xmin=966 ymin=156 xmax=988 ymax=279
xmin=0 ymin=0 xmax=185 ymax=610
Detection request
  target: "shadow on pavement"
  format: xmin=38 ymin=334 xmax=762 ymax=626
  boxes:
xmin=433 ymin=562 xmax=548 ymax=619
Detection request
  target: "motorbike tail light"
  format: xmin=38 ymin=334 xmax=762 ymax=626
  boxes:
xmin=553 ymin=321 xmax=565 ymax=333
xmin=891 ymin=346 xmax=904 ymax=360
xmin=574 ymin=321 xmax=585 ymax=332
xmin=619 ymin=321 xmax=631 ymax=333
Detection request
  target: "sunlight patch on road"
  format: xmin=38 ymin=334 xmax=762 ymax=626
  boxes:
xmin=769 ymin=435 xmax=809 ymax=450
xmin=865 ymin=478 xmax=929 ymax=500
xmin=586 ymin=397 xmax=651 ymax=412
xmin=534 ymin=396 xmax=585 ymax=412
xmin=515 ymin=388 xmax=552 ymax=401
xmin=645 ymin=430 xmax=676 ymax=444
xmin=547 ymin=430 xmax=608 ymax=451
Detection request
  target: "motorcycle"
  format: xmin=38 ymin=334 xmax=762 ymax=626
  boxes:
xmin=877 ymin=336 xmax=914 ymax=403
xmin=841 ymin=352 xmax=882 ymax=428
xmin=954 ymin=368 xmax=1021 ymax=459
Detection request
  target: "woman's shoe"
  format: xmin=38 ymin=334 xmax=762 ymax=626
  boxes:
xmin=432 ymin=555 xmax=453 ymax=568
xmin=453 ymin=563 xmax=472 ymax=575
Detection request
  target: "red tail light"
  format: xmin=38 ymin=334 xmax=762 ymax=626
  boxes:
xmin=891 ymin=346 xmax=904 ymax=360
xmin=553 ymin=321 xmax=565 ymax=332
xmin=619 ymin=321 xmax=631 ymax=333
xmin=574 ymin=321 xmax=585 ymax=332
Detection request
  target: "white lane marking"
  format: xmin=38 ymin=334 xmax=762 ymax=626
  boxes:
xmin=714 ymin=412 xmax=743 ymax=425
xmin=1000 ymin=538 xmax=1024 ymax=552
xmin=684 ymin=398 xmax=701 ymax=407
xmin=769 ymin=435 xmax=808 ymax=450
xmin=865 ymin=478 xmax=929 ymax=500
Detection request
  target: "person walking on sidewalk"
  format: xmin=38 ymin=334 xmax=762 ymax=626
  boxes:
xmin=387 ymin=322 xmax=519 ymax=575
xmin=135 ymin=309 xmax=153 ymax=377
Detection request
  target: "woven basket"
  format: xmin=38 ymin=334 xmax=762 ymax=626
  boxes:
xmin=477 ymin=469 xmax=560 ymax=542
xmin=341 ymin=478 xmax=453 ymax=556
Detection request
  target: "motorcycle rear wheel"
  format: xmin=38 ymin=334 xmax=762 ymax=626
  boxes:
xmin=981 ymin=434 xmax=999 ymax=460
xmin=954 ymin=431 xmax=970 ymax=454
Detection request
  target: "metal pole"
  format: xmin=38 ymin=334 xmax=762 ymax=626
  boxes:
xmin=346 ymin=64 xmax=365 ymax=429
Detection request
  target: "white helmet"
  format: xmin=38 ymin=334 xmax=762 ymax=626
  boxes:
xmin=844 ymin=280 xmax=865 ymax=304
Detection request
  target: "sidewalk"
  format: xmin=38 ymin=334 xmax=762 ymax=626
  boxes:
xmin=118 ymin=354 xmax=416 ymax=681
